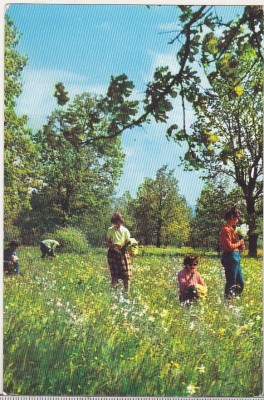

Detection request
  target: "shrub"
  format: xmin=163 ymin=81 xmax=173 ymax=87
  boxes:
xmin=42 ymin=227 xmax=90 ymax=254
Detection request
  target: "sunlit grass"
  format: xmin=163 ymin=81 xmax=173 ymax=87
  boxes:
xmin=4 ymin=246 xmax=262 ymax=395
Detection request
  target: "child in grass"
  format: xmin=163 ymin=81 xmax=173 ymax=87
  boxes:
xmin=4 ymin=241 xmax=20 ymax=275
xmin=177 ymin=254 xmax=207 ymax=303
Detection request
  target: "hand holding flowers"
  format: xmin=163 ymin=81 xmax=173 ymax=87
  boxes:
xmin=235 ymin=223 xmax=249 ymax=251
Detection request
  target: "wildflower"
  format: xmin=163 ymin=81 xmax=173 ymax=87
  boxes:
xmin=189 ymin=321 xmax=195 ymax=330
xmin=234 ymin=223 xmax=249 ymax=239
xmin=187 ymin=384 xmax=196 ymax=395
xmin=197 ymin=364 xmax=205 ymax=374
xmin=160 ymin=309 xmax=168 ymax=318
xmin=148 ymin=316 xmax=155 ymax=322
xmin=56 ymin=299 xmax=63 ymax=307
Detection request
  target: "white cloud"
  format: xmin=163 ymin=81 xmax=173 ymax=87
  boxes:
xmin=158 ymin=22 xmax=181 ymax=31
xmin=144 ymin=50 xmax=179 ymax=83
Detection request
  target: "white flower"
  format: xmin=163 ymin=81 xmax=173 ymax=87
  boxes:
xmin=189 ymin=321 xmax=195 ymax=330
xmin=197 ymin=364 xmax=205 ymax=374
xmin=235 ymin=224 xmax=249 ymax=238
xmin=187 ymin=384 xmax=196 ymax=395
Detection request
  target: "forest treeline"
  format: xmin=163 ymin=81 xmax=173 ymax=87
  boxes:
xmin=4 ymin=6 xmax=263 ymax=255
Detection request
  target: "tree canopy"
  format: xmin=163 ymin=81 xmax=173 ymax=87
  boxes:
xmin=133 ymin=165 xmax=190 ymax=247
xmin=4 ymin=14 xmax=39 ymax=241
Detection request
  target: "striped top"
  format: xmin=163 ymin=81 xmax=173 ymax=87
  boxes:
xmin=220 ymin=223 xmax=240 ymax=252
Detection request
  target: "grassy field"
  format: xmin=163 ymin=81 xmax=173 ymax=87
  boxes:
xmin=3 ymin=246 xmax=263 ymax=396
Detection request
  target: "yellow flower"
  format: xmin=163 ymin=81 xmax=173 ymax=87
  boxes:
xmin=160 ymin=309 xmax=168 ymax=318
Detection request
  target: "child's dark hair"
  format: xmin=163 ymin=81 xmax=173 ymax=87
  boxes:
xmin=111 ymin=212 xmax=124 ymax=224
xmin=9 ymin=241 xmax=19 ymax=248
xmin=184 ymin=254 xmax=199 ymax=267
xmin=224 ymin=205 xmax=241 ymax=221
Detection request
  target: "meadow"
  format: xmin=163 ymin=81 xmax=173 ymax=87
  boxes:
xmin=3 ymin=246 xmax=262 ymax=396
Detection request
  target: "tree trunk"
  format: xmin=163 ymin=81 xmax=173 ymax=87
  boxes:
xmin=248 ymin=233 xmax=258 ymax=258
xmin=246 ymin=195 xmax=258 ymax=258
xmin=156 ymin=219 xmax=162 ymax=248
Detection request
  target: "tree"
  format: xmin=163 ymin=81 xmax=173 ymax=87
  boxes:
xmin=28 ymin=92 xmax=125 ymax=235
xmin=134 ymin=166 xmax=190 ymax=247
xmin=112 ymin=191 xmax=137 ymax=235
xmin=4 ymin=15 xmax=38 ymax=240
xmin=119 ymin=5 xmax=262 ymax=256
xmin=190 ymin=179 xmax=246 ymax=250
xmin=172 ymin=24 xmax=263 ymax=257
xmin=76 ymin=6 xmax=262 ymax=255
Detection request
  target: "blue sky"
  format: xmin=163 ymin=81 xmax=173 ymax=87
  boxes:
xmin=6 ymin=4 xmax=245 ymax=207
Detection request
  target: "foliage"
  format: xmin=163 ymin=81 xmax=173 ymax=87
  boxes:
xmin=54 ymin=82 xmax=70 ymax=106
xmin=178 ymin=28 xmax=262 ymax=257
xmin=141 ymin=6 xmax=263 ymax=257
xmin=4 ymin=246 xmax=262 ymax=395
xmin=133 ymin=166 xmax=190 ymax=247
xmin=43 ymin=227 xmax=90 ymax=254
xmin=4 ymin=15 xmax=39 ymax=239
xmin=30 ymin=92 xmax=125 ymax=227
xmin=112 ymin=191 xmax=137 ymax=235
xmin=190 ymin=179 xmax=246 ymax=250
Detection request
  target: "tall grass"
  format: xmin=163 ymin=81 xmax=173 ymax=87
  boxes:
xmin=3 ymin=246 xmax=262 ymax=395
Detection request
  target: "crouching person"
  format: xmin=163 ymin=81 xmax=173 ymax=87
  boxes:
xmin=40 ymin=239 xmax=60 ymax=259
xmin=4 ymin=241 xmax=20 ymax=275
xmin=106 ymin=212 xmax=132 ymax=293
xmin=177 ymin=254 xmax=207 ymax=304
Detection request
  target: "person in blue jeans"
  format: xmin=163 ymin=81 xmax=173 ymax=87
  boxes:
xmin=219 ymin=206 xmax=245 ymax=299
xmin=4 ymin=241 xmax=20 ymax=275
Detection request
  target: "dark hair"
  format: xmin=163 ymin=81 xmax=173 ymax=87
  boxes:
xmin=184 ymin=254 xmax=199 ymax=267
xmin=9 ymin=241 xmax=19 ymax=248
xmin=111 ymin=212 xmax=124 ymax=225
xmin=224 ymin=206 xmax=241 ymax=221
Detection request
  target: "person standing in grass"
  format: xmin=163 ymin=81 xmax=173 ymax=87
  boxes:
xmin=40 ymin=239 xmax=61 ymax=259
xmin=106 ymin=212 xmax=132 ymax=293
xmin=177 ymin=254 xmax=207 ymax=303
xmin=220 ymin=206 xmax=245 ymax=299
xmin=3 ymin=241 xmax=21 ymax=275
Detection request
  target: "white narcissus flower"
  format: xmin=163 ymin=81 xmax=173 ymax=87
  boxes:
xmin=189 ymin=321 xmax=195 ymax=330
xmin=197 ymin=364 xmax=205 ymax=374
xmin=187 ymin=384 xmax=196 ymax=395
xmin=235 ymin=223 xmax=249 ymax=238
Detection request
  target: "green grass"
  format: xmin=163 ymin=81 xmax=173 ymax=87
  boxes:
xmin=4 ymin=246 xmax=262 ymax=396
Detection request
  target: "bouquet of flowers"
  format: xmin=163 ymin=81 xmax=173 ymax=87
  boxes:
xmin=234 ymin=223 xmax=249 ymax=239
xmin=126 ymin=238 xmax=139 ymax=255
xmin=194 ymin=284 xmax=208 ymax=298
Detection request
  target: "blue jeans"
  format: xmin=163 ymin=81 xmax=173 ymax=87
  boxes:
xmin=221 ymin=251 xmax=244 ymax=297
